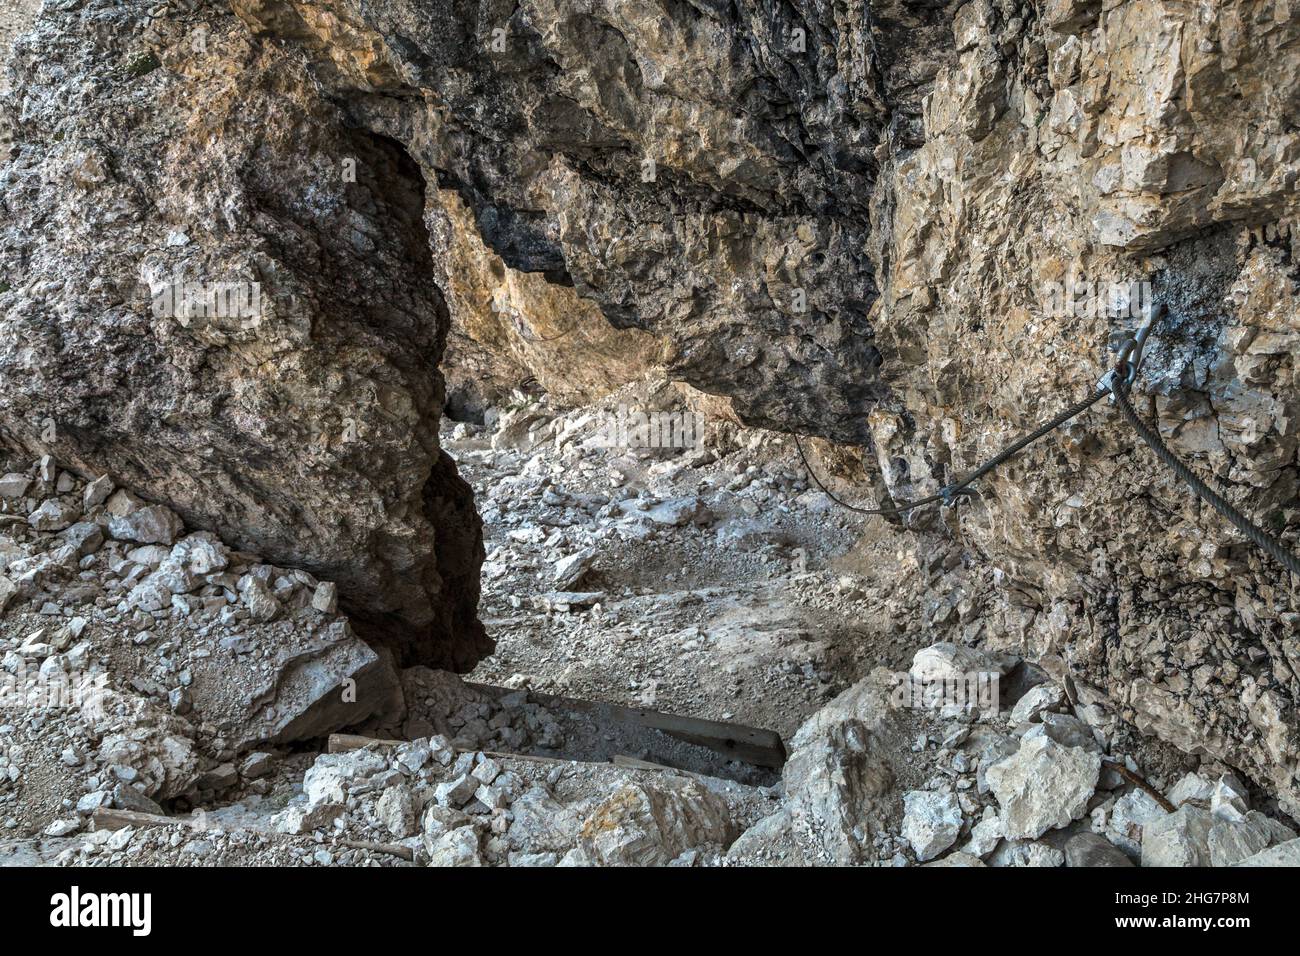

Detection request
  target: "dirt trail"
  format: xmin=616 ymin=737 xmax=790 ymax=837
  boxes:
xmin=457 ymin=379 xmax=935 ymax=740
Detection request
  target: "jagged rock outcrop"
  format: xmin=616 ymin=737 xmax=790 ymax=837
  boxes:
xmin=227 ymin=0 xmax=893 ymax=443
xmin=4 ymin=0 xmax=1299 ymax=818
xmin=866 ymin=0 xmax=1300 ymax=816
xmin=428 ymin=189 xmax=670 ymax=418
xmin=0 ymin=0 xmax=487 ymax=668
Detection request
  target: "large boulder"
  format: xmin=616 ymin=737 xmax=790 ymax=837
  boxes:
xmin=986 ymin=735 xmax=1101 ymax=839
xmin=782 ymin=670 xmax=907 ymax=864
xmin=577 ymin=778 xmax=738 ymax=867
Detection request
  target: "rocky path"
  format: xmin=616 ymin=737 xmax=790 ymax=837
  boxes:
xmin=456 ymin=379 xmax=940 ymax=740
xmin=1 ymin=377 xmax=1298 ymax=867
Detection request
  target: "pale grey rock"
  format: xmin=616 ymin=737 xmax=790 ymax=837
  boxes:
xmin=127 ymin=545 xmax=172 ymax=569
xmin=782 ymin=671 xmax=902 ymax=864
xmin=725 ymin=809 xmax=797 ymax=864
xmin=240 ymin=577 xmax=280 ymax=623
xmin=643 ymin=497 xmax=711 ymax=527
xmin=1208 ymin=815 xmax=1271 ymax=867
xmin=909 ymin=643 xmax=1018 ymax=684
xmin=1025 ymin=713 xmax=1103 ymax=753
xmin=171 ymin=532 xmax=228 ymax=575
xmin=1009 ymin=684 xmax=1065 ymax=725
xmin=1065 ymin=832 xmax=1134 ymax=867
xmin=107 ymin=504 xmax=185 ymax=546
xmin=82 ymin=475 xmax=114 ymax=510
xmin=1210 ymin=775 xmax=1250 ymax=821
xmin=43 ymin=819 xmax=80 ymax=837
xmin=375 ymin=787 xmax=419 ymax=838
xmin=988 ymin=840 xmax=1065 ymax=867
xmin=474 ymin=784 xmax=509 ymax=811
xmin=577 ymin=778 xmax=737 ymax=867
xmin=434 ymin=774 xmax=479 ymax=808
xmin=959 ymin=806 xmax=1004 ymax=859
xmin=125 ymin=578 xmax=171 ymax=613
xmin=471 ymin=757 xmax=501 ymax=785
xmin=1142 ymin=806 xmax=1214 ymax=867
xmin=421 ymin=805 xmax=472 ymax=849
xmin=425 ymin=826 xmax=484 ymax=867
xmin=111 ymin=785 xmax=164 ymax=816
xmin=0 ymin=575 xmax=17 ymax=617
xmin=506 ymin=787 xmax=586 ymax=855
xmin=239 ymin=752 xmax=274 ymax=780
xmin=1205 ymin=811 xmax=1295 ymax=867
xmin=553 ymin=549 xmax=595 ymax=589
xmin=302 ymin=749 xmax=388 ymax=807
xmin=901 ymin=790 xmax=963 ymax=861
xmin=95 ymin=714 xmax=200 ymax=801
xmin=987 ymin=735 xmax=1101 ymax=839
xmin=60 ymin=522 xmax=104 ymax=556
xmin=1167 ymin=772 xmax=1216 ymax=809
xmin=311 ymin=581 xmax=338 ymax=614
xmin=272 ymin=801 xmax=343 ymax=835
xmin=1108 ymin=789 xmax=1168 ymax=858
xmin=0 ymin=473 xmax=31 ymax=498
xmin=196 ymin=763 xmax=238 ymax=790
xmin=1233 ymin=838 xmax=1300 ymax=867
xmin=27 ymin=499 xmax=79 ymax=531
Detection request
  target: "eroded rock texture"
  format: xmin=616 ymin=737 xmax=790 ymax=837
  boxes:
xmin=228 ymin=0 xmax=891 ymax=442
xmin=3 ymin=0 xmax=1300 ymax=812
xmin=0 ymin=1 xmax=487 ymax=668
xmin=868 ymin=0 xmax=1300 ymax=816
xmin=428 ymin=188 xmax=670 ymax=418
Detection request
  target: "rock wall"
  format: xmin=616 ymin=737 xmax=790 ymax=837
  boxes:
xmin=428 ymin=189 xmax=670 ymax=418
xmin=868 ymin=0 xmax=1300 ymax=816
xmin=0 ymin=1 xmax=488 ymax=669
xmin=227 ymin=0 xmax=893 ymax=443
xmin=3 ymin=0 xmax=1299 ymax=810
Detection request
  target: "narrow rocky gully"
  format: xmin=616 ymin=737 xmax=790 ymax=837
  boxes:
xmin=1 ymin=0 xmax=1300 ymax=896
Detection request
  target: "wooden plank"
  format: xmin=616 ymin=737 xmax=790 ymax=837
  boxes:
xmin=467 ymin=682 xmax=787 ymax=769
xmin=611 ymin=754 xmax=676 ymax=772
xmin=328 ymin=732 xmax=404 ymax=753
xmin=616 ymin=706 xmax=787 ymax=769
xmin=91 ymin=807 xmax=175 ymax=831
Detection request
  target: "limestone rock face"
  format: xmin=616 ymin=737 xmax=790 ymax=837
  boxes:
xmin=864 ymin=0 xmax=1300 ymax=817
xmin=226 ymin=0 xmax=899 ymax=444
xmin=5 ymin=0 xmax=1300 ymax=815
xmin=428 ymin=189 xmax=670 ymax=418
xmin=212 ymin=0 xmax=1300 ymax=814
xmin=0 ymin=0 xmax=487 ymax=668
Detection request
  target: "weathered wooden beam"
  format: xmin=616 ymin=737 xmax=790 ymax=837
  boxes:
xmin=328 ymin=732 xmax=404 ymax=753
xmin=468 ymin=682 xmax=788 ymax=769
xmin=611 ymin=754 xmax=676 ymax=772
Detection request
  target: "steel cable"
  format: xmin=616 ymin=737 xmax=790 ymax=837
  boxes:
xmin=793 ymin=387 xmax=1111 ymax=516
xmin=1112 ymin=377 xmax=1300 ymax=577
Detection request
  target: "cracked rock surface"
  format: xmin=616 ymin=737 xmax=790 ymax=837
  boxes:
xmin=1 ymin=0 xmax=487 ymax=669
xmin=3 ymin=0 xmax=1300 ymax=866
